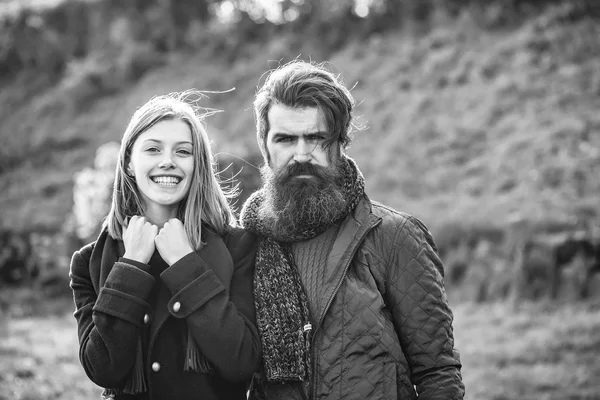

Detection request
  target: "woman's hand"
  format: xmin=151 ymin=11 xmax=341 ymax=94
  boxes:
xmin=122 ymin=216 xmax=158 ymax=264
xmin=155 ymin=218 xmax=194 ymax=266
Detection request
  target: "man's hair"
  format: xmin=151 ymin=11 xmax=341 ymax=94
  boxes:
xmin=254 ymin=60 xmax=356 ymax=162
xmin=104 ymin=91 xmax=235 ymax=249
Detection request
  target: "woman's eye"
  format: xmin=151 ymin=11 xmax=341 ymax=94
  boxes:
xmin=145 ymin=147 xmax=159 ymax=153
xmin=177 ymin=149 xmax=192 ymax=155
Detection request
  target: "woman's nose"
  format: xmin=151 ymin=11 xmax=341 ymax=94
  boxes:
xmin=158 ymin=156 xmax=175 ymax=169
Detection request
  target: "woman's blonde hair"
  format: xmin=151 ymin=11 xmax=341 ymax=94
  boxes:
xmin=104 ymin=90 xmax=235 ymax=249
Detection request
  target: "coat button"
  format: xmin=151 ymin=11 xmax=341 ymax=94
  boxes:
xmin=173 ymin=301 xmax=181 ymax=312
xmin=143 ymin=313 xmax=150 ymax=324
xmin=152 ymin=362 xmax=161 ymax=372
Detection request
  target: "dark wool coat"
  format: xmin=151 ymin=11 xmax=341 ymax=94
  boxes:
xmin=251 ymin=196 xmax=465 ymax=400
xmin=70 ymin=226 xmax=260 ymax=400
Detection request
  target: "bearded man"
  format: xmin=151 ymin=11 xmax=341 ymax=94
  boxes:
xmin=240 ymin=60 xmax=465 ymax=400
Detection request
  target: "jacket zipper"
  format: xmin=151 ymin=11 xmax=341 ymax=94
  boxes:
xmin=297 ymin=381 xmax=308 ymax=400
xmin=309 ymin=218 xmax=380 ymax=400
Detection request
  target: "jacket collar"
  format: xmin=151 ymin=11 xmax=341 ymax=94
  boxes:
xmin=313 ymin=195 xmax=381 ymax=327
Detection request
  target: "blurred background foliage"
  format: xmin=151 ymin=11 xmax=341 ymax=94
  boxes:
xmin=0 ymin=0 xmax=599 ymax=299
xmin=2 ymin=1 xmax=600 ymax=399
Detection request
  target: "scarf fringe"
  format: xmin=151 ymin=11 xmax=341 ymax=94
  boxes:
xmin=104 ymin=329 xmax=211 ymax=397
xmin=123 ymin=336 xmax=147 ymax=394
xmin=184 ymin=327 xmax=213 ymax=373
xmin=102 ymin=388 xmax=118 ymax=399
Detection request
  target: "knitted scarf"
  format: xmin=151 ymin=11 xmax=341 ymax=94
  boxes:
xmin=240 ymin=155 xmax=365 ymax=383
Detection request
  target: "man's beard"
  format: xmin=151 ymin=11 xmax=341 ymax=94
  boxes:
xmin=258 ymin=159 xmax=348 ymax=239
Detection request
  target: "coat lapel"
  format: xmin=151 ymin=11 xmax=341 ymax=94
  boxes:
xmin=148 ymin=230 xmax=233 ymax=352
xmin=194 ymin=230 xmax=233 ymax=290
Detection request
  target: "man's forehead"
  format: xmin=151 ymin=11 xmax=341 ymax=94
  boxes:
xmin=267 ymin=104 xmax=327 ymax=135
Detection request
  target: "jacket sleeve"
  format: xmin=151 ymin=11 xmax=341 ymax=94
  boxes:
xmin=159 ymin=231 xmax=261 ymax=382
xmin=69 ymin=247 xmax=155 ymax=388
xmin=384 ymin=216 xmax=465 ymax=399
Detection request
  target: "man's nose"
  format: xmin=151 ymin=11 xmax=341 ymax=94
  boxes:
xmin=293 ymin=140 xmax=312 ymax=162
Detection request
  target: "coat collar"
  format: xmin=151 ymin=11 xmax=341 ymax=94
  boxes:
xmin=313 ymin=196 xmax=381 ymax=327
xmin=88 ymin=228 xmax=233 ymax=351
xmin=88 ymin=228 xmax=230 ymax=290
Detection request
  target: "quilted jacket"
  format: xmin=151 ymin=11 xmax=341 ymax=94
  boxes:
xmin=251 ymin=196 xmax=464 ymax=399
xmin=69 ymin=227 xmax=261 ymax=400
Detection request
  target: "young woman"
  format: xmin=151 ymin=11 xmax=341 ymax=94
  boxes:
xmin=69 ymin=92 xmax=260 ymax=400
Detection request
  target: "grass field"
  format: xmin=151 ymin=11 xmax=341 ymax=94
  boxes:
xmin=1 ymin=287 xmax=599 ymax=400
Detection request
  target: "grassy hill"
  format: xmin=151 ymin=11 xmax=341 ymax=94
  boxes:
xmin=1 ymin=4 xmax=600 ymax=398
xmin=1 ymin=2 xmax=599 ymax=241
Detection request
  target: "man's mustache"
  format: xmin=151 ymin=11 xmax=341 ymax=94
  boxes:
xmin=280 ymin=162 xmax=327 ymax=181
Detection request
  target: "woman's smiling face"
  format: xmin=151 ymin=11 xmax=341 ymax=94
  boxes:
xmin=128 ymin=118 xmax=194 ymax=220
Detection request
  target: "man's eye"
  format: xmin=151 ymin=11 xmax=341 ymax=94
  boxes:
xmin=276 ymin=137 xmax=294 ymax=143
xmin=306 ymin=135 xmax=325 ymax=144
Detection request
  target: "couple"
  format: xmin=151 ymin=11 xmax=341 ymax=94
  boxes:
xmin=69 ymin=60 xmax=465 ymax=400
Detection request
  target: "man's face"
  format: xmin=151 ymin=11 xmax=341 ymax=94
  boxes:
xmin=265 ymin=104 xmax=332 ymax=173
xmin=259 ymin=104 xmax=347 ymax=235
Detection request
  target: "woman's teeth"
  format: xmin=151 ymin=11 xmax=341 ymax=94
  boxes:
xmin=152 ymin=176 xmax=180 ymax=185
